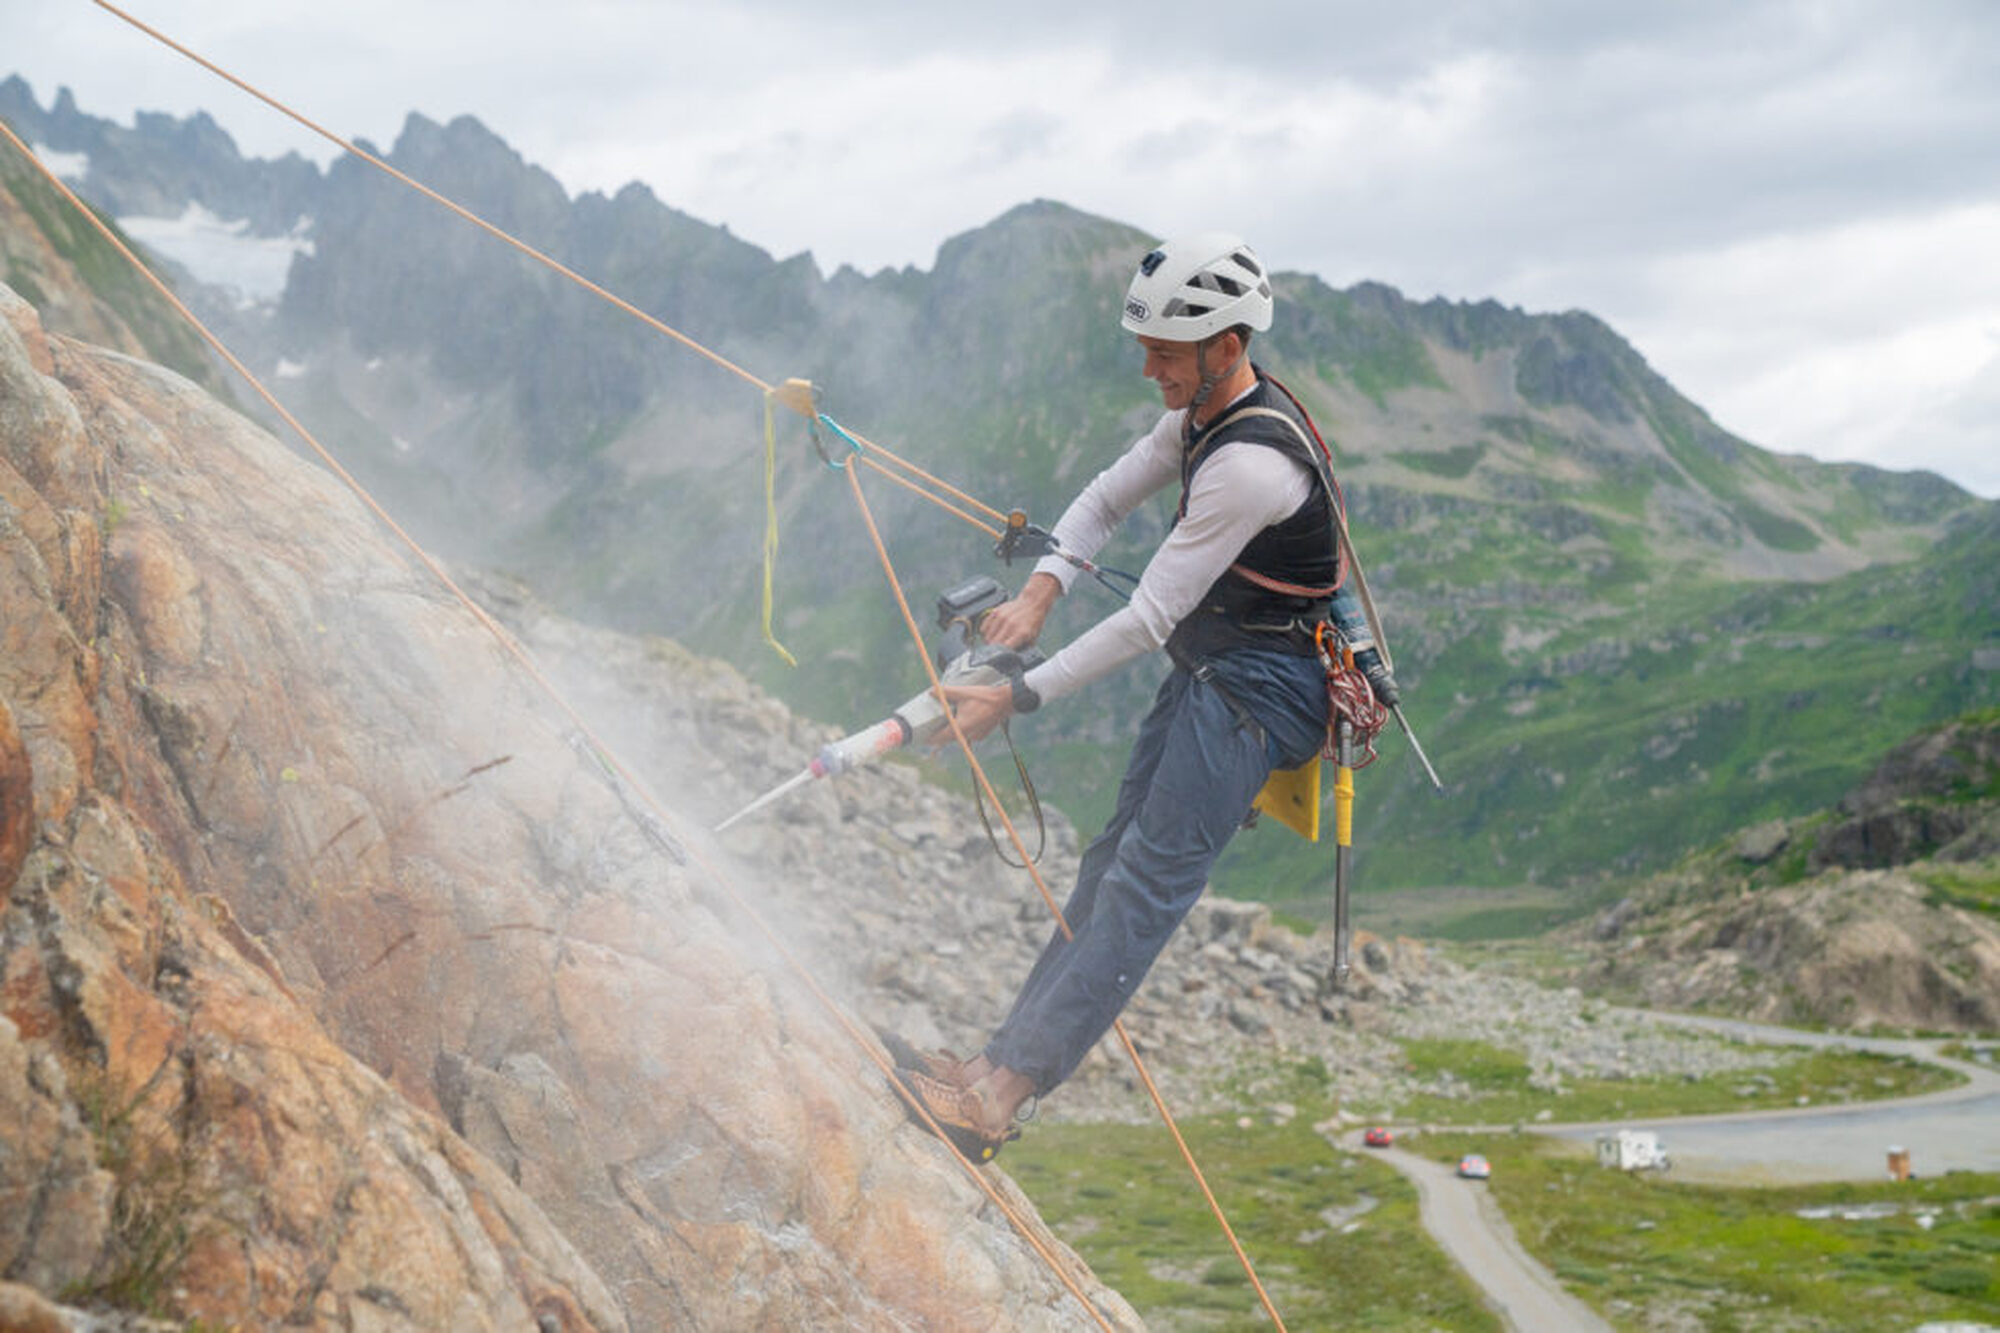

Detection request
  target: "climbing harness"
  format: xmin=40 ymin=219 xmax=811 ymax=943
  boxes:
xmin=1318 ymin=624 xmax=1390 ymax=769
xmin=1176 ymin=374 xmax=1440 ymax=995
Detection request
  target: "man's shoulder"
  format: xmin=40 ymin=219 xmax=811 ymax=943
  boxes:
xmin=1199 ymin=438 xmax=1312 ymax=483
xmin=1118 ymin=409 xmax=1184 ymax=461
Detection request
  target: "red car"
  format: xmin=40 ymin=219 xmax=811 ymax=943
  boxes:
xmin=1363 ymin=1126 xmax=1394 ymax=1148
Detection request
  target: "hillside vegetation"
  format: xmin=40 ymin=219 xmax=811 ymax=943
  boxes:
xmin=0 ymin=141 xmax=219 ymax=390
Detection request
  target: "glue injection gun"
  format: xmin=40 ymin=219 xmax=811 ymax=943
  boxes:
xmin=714 ymin=576 xmax=1042 ymax=832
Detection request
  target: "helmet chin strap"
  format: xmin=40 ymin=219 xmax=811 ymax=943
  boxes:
xmin=1188 ymin=330 xmax=1251 ymax=420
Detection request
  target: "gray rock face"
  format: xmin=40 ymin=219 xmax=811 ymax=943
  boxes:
xmin=1570 ymin=713 xmax=2000 ymax=1033
xmin=0 ymin=282 xmax=1137 ymax=1330
xmin=1812 ymin=716 xmax=2000 ymax=869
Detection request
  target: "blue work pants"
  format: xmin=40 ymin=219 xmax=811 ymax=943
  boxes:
xmin=983 ymin=646 xmax=1327 ymax=1093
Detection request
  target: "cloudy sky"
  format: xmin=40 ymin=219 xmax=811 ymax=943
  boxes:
xmin=13 ymin=0 xmax=2000 ymax=496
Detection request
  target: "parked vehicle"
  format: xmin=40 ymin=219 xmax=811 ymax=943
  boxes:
xmin=1595 ymin=1129 xmax=1671 ymax=1172
xmin=1456 ymin=1153 xmax=1492 ymax=1180
xmin=1363 ymin=1126 xmax=1394 ymax=1148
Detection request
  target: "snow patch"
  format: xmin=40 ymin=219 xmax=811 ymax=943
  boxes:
xmin=116 ymin=203 xmax=314 ymax=305
xmin=30 ymin=143 xmax=89 ymax=181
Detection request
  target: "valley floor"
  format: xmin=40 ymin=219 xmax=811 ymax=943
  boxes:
xmin=1320 ymin=1012 xmax=1992 ymax=1320
xmin=1357 ymin=1018 xmax=1998 ymax=1330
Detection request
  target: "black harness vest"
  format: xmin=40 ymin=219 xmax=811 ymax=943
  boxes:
xmin=1164 ymin=369 xmax=1346 ymax=662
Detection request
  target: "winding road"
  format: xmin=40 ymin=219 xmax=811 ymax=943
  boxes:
xmin=1360 ymin=1139 xmax=1614 ymax=1332
xmin=1334 ymin=1014 xmax=2000 ymax=1332
xmin=1552 ymin=1013 xmax=2000 ymax=1184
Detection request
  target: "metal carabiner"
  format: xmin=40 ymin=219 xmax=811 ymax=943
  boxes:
xmin=811 ymin=412 xmax=865 ymax=470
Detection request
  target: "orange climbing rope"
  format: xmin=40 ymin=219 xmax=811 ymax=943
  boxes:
xmin=34 ymin=13 xmax=1300 ymax=1325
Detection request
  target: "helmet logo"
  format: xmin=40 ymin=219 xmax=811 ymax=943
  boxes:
xmin=1124 ymin=296 xmax=1151 ymax=323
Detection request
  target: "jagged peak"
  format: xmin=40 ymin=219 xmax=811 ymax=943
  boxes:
xmin=389 ymin=109 xmax=524 ymax=166
xmin=932 ymin=198 xmax=1149 ymax=271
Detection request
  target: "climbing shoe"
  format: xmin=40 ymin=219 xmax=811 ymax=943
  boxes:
xmin=876 ymin=1027 xmax=970 ymax=1086
xmin=890 ymin=1066 xmax=1019 ymax=1164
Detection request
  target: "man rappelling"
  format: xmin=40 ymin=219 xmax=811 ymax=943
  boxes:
xmin=887 ymin=232 xmax=1403 ymax=1160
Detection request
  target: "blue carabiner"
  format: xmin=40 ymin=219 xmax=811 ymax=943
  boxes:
xmin=812 ymin=413 xmax=865 ymax=470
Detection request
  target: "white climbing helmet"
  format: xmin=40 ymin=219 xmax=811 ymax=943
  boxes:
xmin=1120 ymin=232 xmax=1274 ymax=342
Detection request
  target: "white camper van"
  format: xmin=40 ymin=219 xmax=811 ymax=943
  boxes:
xmin=1596 ymin=1129 xmax=1671 ymax=1172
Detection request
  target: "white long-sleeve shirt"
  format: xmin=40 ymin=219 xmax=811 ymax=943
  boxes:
xmin=1021 ymin=405 xmax=1314 ymax=707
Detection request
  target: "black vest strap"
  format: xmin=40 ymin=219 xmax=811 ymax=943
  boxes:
xmin=1167 ymin=371 xmax=1344 ymax=661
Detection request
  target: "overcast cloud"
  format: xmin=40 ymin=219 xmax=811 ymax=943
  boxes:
xmin=12 ymin=0 xmax=1999 ymax=495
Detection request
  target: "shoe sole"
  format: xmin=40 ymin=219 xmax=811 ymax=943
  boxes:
xmin=888 ymin=1066 xmax=1018 ymax=1163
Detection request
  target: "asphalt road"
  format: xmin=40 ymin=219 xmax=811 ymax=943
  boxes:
xmin=1355 ymin=1137 xmax=1613 ymax=1332
xmin=1555 ymin=1013 xmax=2000 ymax=1183
xmin=1333 ymin=1014 xmax=1998 ymax=1331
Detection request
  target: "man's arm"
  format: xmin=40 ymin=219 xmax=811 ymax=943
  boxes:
xmin=947 ymin=443 xmax=1311 ymax=743
xmin=940 ymin=418 xmax=1179 ymax=744
xmin=1020 ymin=443 xmax=1309 ymax=706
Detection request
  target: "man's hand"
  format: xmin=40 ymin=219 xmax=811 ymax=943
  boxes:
xmin=977 ymin=571 xmax=1061 ymax=650
xmin=937 ymin=683 xmax=1014 ymax=745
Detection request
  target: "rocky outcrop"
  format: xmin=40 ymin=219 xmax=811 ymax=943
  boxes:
xmin=1576 ymin=714 xmax=2000 ymax=1032
xmin=0 ymin=282 xmax=1137 ymax=1329
xmin=0 ymin=159 xmax=151 ymax=362
xmin=1810 ymin=715 xmax=2000 ymax=870
xmin=1587 ymin=871 xmax=2000 ymax=1033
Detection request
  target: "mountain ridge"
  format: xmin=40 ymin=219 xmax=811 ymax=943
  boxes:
xmin=3 ymin=75 xmax=1993 ymax=898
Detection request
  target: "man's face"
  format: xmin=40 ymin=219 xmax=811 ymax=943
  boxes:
xmin=1137 ymin=333 xmax=1233 ymax=411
